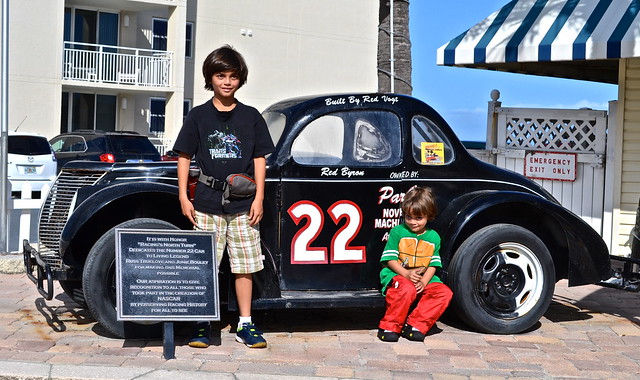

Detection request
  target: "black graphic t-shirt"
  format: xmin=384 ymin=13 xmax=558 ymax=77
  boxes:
xmin=173 ymin=99 xmax=275 ymax=214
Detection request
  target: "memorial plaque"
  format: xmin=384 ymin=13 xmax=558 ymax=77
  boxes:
xmin=115 ymin=228 xmax=219 ymax=321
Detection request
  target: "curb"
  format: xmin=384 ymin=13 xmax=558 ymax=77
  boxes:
xmin=0 ymin=254 xmax=23 ymax=274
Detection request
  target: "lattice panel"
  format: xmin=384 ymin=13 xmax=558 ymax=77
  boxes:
xmin=504 ymin=117 xmax=598 ymax=152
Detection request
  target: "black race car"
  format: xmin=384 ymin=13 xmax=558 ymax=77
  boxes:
xmin=24 ymin=93 xmax=610 ymax=338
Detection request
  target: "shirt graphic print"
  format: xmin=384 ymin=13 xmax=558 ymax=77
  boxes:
xmin=398 ymin=237 xmax=434 ymax=268
xmin=207 ymin=129 xmax=242 ymax=159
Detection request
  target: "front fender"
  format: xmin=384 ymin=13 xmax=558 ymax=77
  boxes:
xmin=59 ymin=182 xmax=182 ymax=258
xmin=437 ymin=191 xmax=610 ymax=286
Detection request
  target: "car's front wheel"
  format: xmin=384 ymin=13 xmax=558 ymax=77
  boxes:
xmin=449 ymin=224 xmax=555 ymax=334
xmin=82 ymin=218 xmax=180 ymax=338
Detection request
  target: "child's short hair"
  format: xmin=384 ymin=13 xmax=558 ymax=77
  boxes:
xmin=401 ymin=186 xmax=437 ymax=221
xmin=202 ymin=45 xmax=248 ymax=90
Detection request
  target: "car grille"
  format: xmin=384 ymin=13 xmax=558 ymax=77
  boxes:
xmin=37 ymin=169 xmax=106 ymax=269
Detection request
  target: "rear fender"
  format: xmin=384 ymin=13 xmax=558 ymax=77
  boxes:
xmin=437 ymin=191 xmax=610 ymax=286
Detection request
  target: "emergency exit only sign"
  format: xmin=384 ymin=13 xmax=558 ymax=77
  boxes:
xmin=524 ymin=151 xmax=577 ymax=181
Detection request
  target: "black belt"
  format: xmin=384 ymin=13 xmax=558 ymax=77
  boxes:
xmin=198 ymin=173 xmax=227 ymax=191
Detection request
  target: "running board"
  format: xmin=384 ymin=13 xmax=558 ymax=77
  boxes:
xmin=250 ymin=289 xmax=385 ymax=310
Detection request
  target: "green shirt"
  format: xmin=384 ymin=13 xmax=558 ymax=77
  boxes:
xmin=379 ymin=223 xmax=443 ymax=295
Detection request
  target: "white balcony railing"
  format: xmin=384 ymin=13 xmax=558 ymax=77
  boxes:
xmin=63 ymin=42 xmax=172 ymax=87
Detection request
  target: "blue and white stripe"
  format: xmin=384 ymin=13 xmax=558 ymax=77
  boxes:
xmin=437 ymin=0 xmax=640 ymax=66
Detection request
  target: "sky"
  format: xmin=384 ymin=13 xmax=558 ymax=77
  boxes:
xmin=408 ymin=1 xmax=619 ymax=142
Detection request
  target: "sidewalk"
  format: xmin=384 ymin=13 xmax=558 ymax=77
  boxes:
xmin=2 ymin=258 xmax=640 ymax=379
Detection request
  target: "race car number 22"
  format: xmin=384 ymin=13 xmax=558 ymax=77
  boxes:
xmin=288 ymin=200 xmax=366 ymax=264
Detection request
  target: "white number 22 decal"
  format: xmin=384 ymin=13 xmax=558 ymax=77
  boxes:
xmin=288 ymin=200 xmax=366 ymax=264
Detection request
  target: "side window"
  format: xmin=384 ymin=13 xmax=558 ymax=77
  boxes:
xmin=263 ymin=111 xmax=287 ymax=146
xmin=292 ymin=115 xmax=344 ymax=165
xmin=291 ymin=111 xmax=401 ymax=167
xmin=51 ymin=136 xmax=87 ymax=153
xmin=411 ymin=115 xmax=455 ymax=165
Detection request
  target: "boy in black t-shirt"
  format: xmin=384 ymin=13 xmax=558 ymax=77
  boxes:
xmin=173 ymin=45 xmax=275 ymax=348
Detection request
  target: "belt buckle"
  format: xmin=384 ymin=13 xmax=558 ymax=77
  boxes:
xmin=213 ymin=179 xmax=225 ymax=191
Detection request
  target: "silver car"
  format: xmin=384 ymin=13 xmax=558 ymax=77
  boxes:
xmin=8 ymin=132 xmax=57 ymax=199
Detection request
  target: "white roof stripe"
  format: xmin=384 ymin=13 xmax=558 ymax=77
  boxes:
xmin=586 ymin=0 xmax=630 ymax=60
xmin=484 ymin=1 xmax=534 ymax=64
xmin=618 ymin=3 xmax=640 ymax=57
xmin=550 ymin=0 xmax=599 ymax=61
xmin=519 ymin=0 xmax=568 ymax=62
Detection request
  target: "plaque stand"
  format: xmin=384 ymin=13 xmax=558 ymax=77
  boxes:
xmin=163 ymin=322 xmax=175 ymax=359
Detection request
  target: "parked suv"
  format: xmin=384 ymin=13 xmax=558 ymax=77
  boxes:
xmin=49 ymin=130 xmax=161 ymax=172
xmin=7 ymin=132 xmax=57 ymax=199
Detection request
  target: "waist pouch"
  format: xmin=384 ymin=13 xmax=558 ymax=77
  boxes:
xmin=224 ymin=173 xmax=256 ymax=200
xmin=198 ymin=173 xmax=256 ymax=205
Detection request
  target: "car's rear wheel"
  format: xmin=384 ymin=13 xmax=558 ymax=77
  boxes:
xmin=82 ymin=218 xmax=180 ymax=338
xmin=449 ymin=224 xmax=555 ymax=334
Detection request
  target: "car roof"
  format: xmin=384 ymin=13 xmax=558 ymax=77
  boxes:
xmin=53 ymin=130 xmax=143 ymax=137
xmin=8 ymin=131 xmax=48 ymax=138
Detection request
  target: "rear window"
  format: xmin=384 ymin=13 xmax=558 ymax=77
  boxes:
xmin=108 ymin=136 xmax=159 ymax=155
xmin=8 ymin=135 xmax=51 ymax=155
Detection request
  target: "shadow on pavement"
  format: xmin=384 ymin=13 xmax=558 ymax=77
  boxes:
xmin=34 ymin=295 xmax=93 ymax=333
xmin=555 ymin=285 xmax=640 ymax=325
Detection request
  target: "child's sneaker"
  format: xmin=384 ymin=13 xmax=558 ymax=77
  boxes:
xmin=235 ymin=323 xmax=267 ymax=348
xmin=401 ymin=324 xmax=425 ymax=342
xmin=377 ymin=328 xmax=400 ymax=342
xmin=188 ymin=321 xmax=211 ymax=348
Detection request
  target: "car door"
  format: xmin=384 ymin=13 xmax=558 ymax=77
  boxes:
xmin=277 ymin=109 xmax=404 ymax=291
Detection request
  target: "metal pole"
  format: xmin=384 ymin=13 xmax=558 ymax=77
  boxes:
xmin=0 ymin=0 xmax=9 ymax=254
xmin=389 ymin=0 xmax=395 ymax=93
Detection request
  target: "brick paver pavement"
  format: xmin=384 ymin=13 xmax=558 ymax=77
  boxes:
xmin=1 ymin=272 xmax=640 ymax=379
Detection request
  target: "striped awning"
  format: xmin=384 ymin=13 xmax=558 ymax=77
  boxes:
xmin=436 ymin=0 xmax=640 ymax=83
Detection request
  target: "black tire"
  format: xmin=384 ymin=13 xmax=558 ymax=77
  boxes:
xmin=59 ymin=280 xmax=87 ymax=308
xmin=449 ymin=224 xmax=555 ymax=334
xmin=82 ymin=218 xmax=180 ymax=338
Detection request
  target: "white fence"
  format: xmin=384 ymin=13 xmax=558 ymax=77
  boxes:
xmin=63 ymin=42 xmax=172 ymax=87
xmin=6 ymin=182 xmax=47 ymax=253
xmin=468 ymin=92 xmax=609 ymax=238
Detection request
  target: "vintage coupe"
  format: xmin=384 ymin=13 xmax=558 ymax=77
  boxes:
xmin=24 ymin=93 xmax=610 ymax=338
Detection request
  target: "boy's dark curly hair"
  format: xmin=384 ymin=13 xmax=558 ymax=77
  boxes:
xmin=202 ymin=44 xmax=248 ymax=90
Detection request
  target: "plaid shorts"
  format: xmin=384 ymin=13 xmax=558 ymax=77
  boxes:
xmin=194 ymin=210 xmax=264 ymax=274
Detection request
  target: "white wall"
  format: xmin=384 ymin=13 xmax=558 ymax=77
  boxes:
xmin=7 ymin=0 xmax=64 ymax=138
xmin=190 ymin=0 xmax=378 ymax=115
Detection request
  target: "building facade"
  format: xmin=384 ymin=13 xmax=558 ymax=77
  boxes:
xmin=5 ymin=0 xmax=378 ymax=151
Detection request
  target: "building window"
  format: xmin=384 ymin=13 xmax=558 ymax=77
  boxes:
xmin=61 ymin=92 xmax=116 ymax=133
xmin=64 ymin=8 xmax=118 ymax=47
xmin=183 ymin=99 xmax=192 ymax=121
xmin=150 ymin=98 xmax=166 ymax=133
xmin=152 ymin=18 xmax=194 ymax=56
xmin=152 ymin=18 xmax=168 ymax=51
xmin=186 ymin=23 xmax=193 ymax=58
xmin=149 ymin=98 xmax=193 ymax=134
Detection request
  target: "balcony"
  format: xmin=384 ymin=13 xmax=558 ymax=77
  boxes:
xmin=63 ymin=42 xmax=172 ymax=88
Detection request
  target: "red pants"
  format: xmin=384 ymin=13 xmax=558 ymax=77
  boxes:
xmin=379 ymin=275 xmax=453 ymax=334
